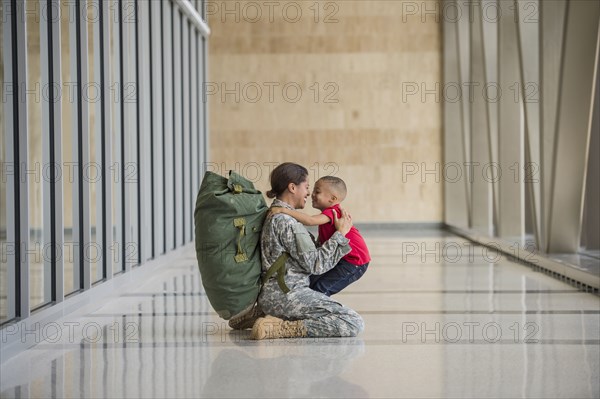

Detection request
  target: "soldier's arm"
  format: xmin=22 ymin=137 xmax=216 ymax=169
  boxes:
xmin=274 ymin=217 xmax=350 ymax=276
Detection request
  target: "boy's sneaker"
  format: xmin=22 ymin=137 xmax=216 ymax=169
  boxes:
xmin=250 ymin=316 xmax=308 ymax=340
xmin=228 ymin=303 xmax=264 ymax=330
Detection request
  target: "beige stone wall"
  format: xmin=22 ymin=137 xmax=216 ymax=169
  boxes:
xmin=208 ymin=0 xmax=443 ymax=223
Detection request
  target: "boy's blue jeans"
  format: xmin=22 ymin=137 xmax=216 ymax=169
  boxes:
xmin=309 ymin=259 xmax=369 ymax=296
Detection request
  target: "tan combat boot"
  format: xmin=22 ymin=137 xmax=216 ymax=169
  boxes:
xmin=250 ymin=315 xmax=308 ymax=340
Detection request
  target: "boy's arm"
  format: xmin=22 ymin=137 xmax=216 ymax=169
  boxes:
xmin=270 ymin=207 xmax=330 ymax=226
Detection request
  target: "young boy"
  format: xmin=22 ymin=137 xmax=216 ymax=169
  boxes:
xmin=270 ymin=176 xmax=370 ymax=296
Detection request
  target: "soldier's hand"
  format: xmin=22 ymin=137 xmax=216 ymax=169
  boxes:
xmin=333 ymin=207 xmax=352 ymax=236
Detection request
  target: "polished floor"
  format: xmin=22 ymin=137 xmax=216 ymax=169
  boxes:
xmin=1 ymin=230 xmax=599 ymax=398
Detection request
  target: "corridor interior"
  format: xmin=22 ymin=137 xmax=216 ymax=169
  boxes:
xmin=0 ymin=229 xmax=599 ymax=398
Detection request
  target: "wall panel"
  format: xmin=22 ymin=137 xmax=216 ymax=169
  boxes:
xmin=444 ymin=0 xmax=600 ymax=261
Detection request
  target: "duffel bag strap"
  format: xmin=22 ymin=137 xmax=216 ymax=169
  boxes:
xmin=234 ymin=218 xmax=248 ymax=262
xmin=227 ymin=171 xmax=260 ymax=195
xmin=262 ymin=252 xmax=290 ymax=293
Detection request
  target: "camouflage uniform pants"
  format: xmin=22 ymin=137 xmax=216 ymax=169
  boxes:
xmin=258 ymin=280 xmax=364 ymax=338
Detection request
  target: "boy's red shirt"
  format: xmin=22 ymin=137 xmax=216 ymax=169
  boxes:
xmin=318 ymin=204 xmax=371 ymax=266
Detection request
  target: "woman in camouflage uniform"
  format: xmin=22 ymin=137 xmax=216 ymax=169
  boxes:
xmin=251 ymin=163 xmax=364 ymax=340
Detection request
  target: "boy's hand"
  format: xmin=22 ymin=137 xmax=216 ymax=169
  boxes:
xmin=269 ymin=207 xmax=285 ymax=215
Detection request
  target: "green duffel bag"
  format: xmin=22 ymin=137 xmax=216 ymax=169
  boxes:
xmin=194 ymin=171 xmax=267 ymax=320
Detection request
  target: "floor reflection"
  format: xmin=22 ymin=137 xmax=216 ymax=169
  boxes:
xmin=203 ymin=341 xmax=367 ymax=398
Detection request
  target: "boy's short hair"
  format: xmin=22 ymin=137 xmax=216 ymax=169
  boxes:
xmin=317 ymin=176 xmax=347 ymax=200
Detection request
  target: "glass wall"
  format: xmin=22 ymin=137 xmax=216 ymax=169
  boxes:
xmin=0 ymin=0 xmax=7 ymax=323
xmin=109 ymin=0 xmax=122 ymax=276
xmin=124 ymin=0 xmax=138 ymax=269
xmin=61 ymin=0 xmax=77 ymax=295
xmin=150 ymin=0 xmax=164 ymax=257
xmin=0 ymin=0 xmax=209 ymax=326
xmin=88 ymin=0 xmax=103 ymax=284
xmin=26 ymin=0 xmax=50 ymax=309
xmin=164 ymin=0 xmax=175 ymax=252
